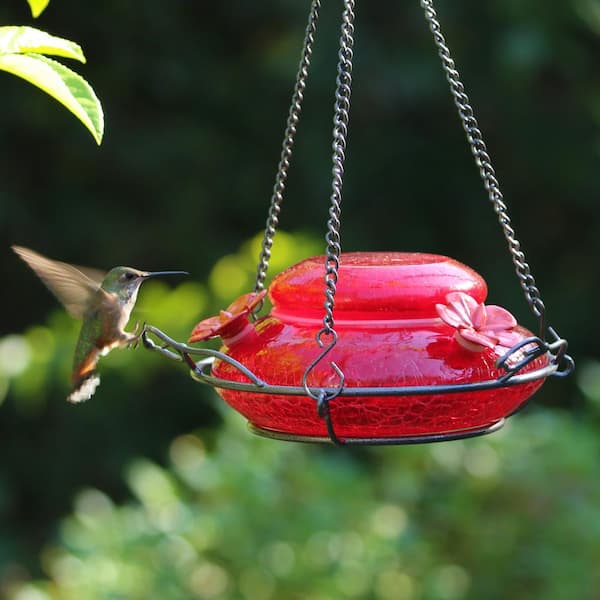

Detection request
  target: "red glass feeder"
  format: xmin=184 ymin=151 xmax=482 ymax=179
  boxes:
xmin=184 ymin=252 xmax=554 ymax=444
xmin=140 ymin=0 xmax=572 ymax=445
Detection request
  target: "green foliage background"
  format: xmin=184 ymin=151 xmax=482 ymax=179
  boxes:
xmin=0 ymin=1 xmax=599 ymax=598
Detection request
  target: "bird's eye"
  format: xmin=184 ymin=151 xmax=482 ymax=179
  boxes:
xmin=123 ymin=272 xmax=135 ymax=281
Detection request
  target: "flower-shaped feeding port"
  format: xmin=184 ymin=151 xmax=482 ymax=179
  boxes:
xmin=436 ymin=292 xmax=522 ymax=352
xmin=189 ymin=290 xmax=267 ymax=345
xmin=186 ymin=253 xmax=554 ymax=443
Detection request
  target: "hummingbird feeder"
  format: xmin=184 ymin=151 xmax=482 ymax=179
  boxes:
xmin=143 ymin=0 xmax=573 ymax=445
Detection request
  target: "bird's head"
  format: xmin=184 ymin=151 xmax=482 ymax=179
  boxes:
xmin=102 ymin=267 xmax=188 ymax=303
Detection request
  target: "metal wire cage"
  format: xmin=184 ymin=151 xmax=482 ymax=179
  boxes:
xmin=142 ymin=0 xmax=573 ymax=445
xmin=142 ymin=324 xmax=572 ymax=445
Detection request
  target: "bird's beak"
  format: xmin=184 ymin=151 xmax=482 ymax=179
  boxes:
xmin=143 ymin=271 xmax=189 ymax=279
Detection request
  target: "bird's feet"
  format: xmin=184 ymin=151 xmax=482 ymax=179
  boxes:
xmin=126 ymin=321 xmax=146 ymax=349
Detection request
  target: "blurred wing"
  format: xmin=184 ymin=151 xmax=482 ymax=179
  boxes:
xmin=12 ymin=245 xmax=105 ymax=319
xmin=74 ymin=265 xmax=106 ymax=286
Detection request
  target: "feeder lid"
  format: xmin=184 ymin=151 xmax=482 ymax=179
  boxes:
xmin=269 ymin=252 xmax=487 ymax=319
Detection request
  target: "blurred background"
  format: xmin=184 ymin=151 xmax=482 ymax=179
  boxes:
xmin=0 ymin=1 xmax=599 ymax=598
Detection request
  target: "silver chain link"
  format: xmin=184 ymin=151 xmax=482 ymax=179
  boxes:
xmin=253 ymin=0 xmax=321 ymax=302
xmin=320 ymin=0 xmax=355 ymax=336
xmin=303 ymin=0 xmax=356 ymax=411
xmin=420 ymin=0 xmax=547 ymax=334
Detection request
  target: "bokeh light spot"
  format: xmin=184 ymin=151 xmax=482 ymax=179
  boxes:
xmin=261 ymin=541 xmax=295 ymax=577
xmin=189 ymin=562 xmax=229 ymax=599
xmin=463 ymin=443 xmax=500 ymax=479
xmin=430 ymin=564 xmax=471 ymax=600
xmin=376 ymin=569 xmax=415 ymax=600
xmin=239 ymin=567 xmax=275 ymax=600
xmin=0 ymin=335 xmax=31 ymax=377
xmin=170 ymin=434 xmax=207 ymax=471
xmin=370 ymin=504 xmax=408 ymax=539
xmin=577 ymin=359 xmax=600 ymax=406
xmin=209 ymin=256 xmax=251 ymax=301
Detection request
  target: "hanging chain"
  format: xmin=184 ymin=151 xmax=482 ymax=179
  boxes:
xmin=303 ymin=0 xmax=356 ymax=422
xmin=253 ymin=0 xmax=321 ymax=303
xmin=321 ymin=0 xmax=356 ymax=337
xmin=420 ymin=0 xmax=547 ymax=335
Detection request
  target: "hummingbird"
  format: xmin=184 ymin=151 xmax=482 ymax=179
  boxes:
xmin=12 ymin=245 xmax=187 ymax=403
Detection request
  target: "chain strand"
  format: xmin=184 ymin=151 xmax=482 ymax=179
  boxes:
xmin=420 ymin=0 xmax=546 ymax=332
xmin=321 ymin=0 xmax=356 ymax=335
xmin=253 ymin=0 xmax=321 ymax=297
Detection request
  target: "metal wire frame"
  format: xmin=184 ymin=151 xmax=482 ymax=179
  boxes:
xmin=248 ymin=420 xmax=507 ymax=446
xmin=142 ymin=1 xmax=576 ymax=445
xmin=141 ymin=324 xmax=573 ymax=446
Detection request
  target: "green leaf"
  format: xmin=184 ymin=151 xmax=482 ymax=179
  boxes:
xmin=26 ymin=0 xmax=51 ymax=18
xmin=0 ymin=53 xmax=103 ymax=144
xmin=0 ymin=26 xmax=85 ymax=62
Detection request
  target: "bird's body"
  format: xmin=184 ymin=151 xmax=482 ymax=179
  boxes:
xmin=69 ymin=283 xmax=139 ymax=402
xmin=12 ymin=245 xmax=186 ymax=403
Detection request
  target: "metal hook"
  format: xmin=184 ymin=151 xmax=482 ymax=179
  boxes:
xmin=316 ymin=389 xmax=344 ymax=445
xmin=302 ymin=329 xmax=345 ymax=400
xmin=302 ymin=329 xmax=346 ymax=444
xmin=545 ymin=326 xmax=575 ymax=378
xmin=495 ymin=325 xmax=575 ymax=383
xmin=495 ymin=336 xmax=547 ymax=383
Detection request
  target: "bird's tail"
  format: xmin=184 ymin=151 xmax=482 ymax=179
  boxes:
xmin=68 ymin=372 xmax=100 ymax=403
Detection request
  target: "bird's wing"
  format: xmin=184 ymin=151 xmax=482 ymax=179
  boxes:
xmin=12 ymin=245 xmax=106 ymax=320
xmin=73 ymin=265 xmax=106 ymax=286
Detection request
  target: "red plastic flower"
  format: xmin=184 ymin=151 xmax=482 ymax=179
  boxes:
xmin=435 ymin=292 xmax=521 ymax=352
xmin=189 ymin=290 xmax=267 ymax=343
